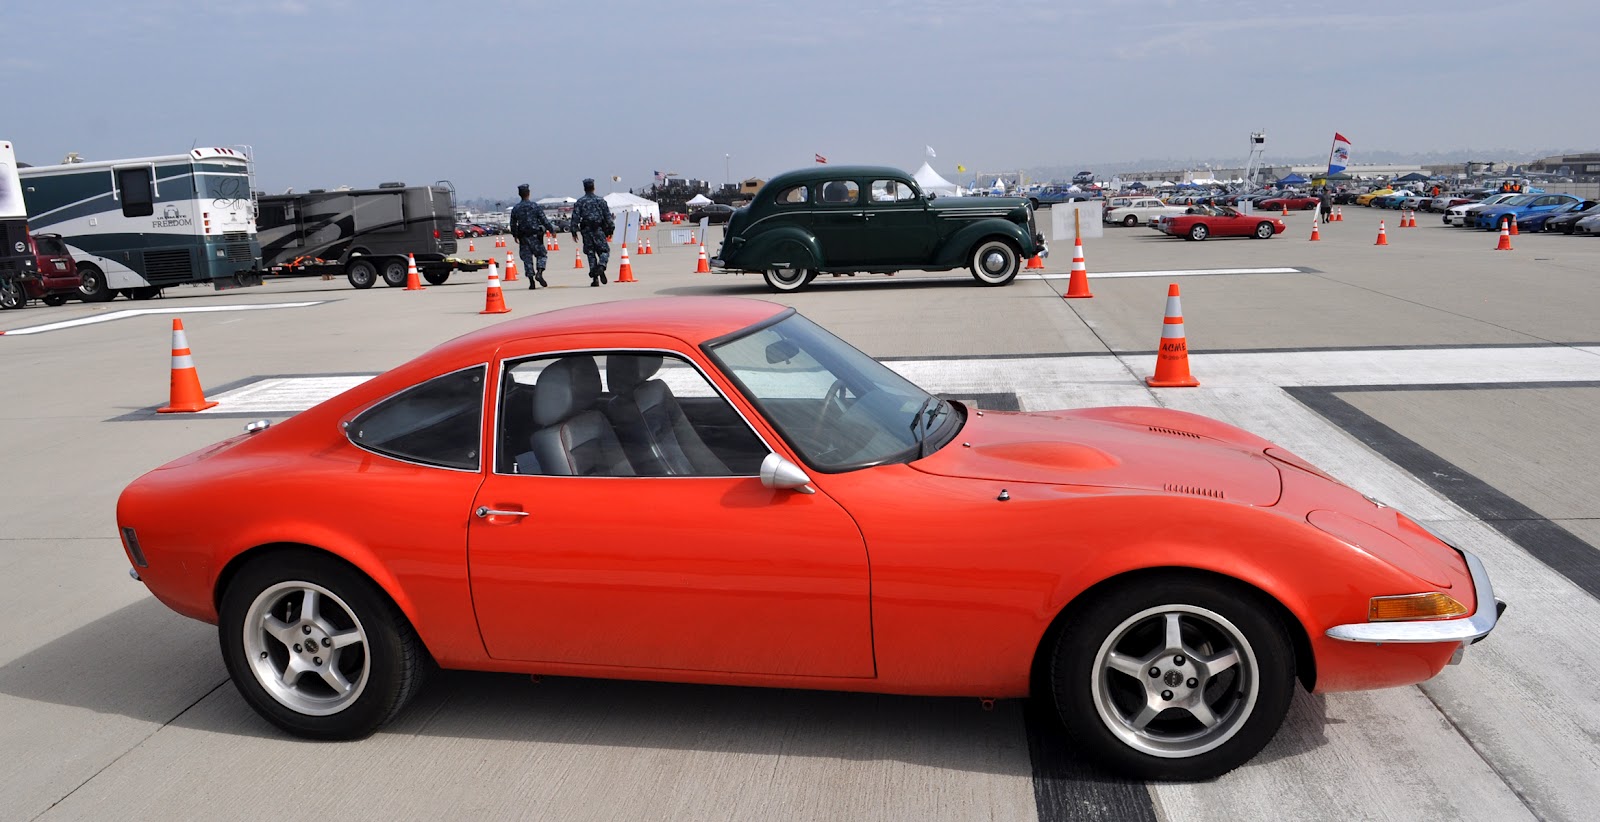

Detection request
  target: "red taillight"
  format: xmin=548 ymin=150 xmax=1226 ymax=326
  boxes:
xmin=433 ymin=230 xmax=440 ymax=239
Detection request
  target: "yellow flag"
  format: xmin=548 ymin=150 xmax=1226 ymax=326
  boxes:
xmin=956 ymin=164 xmax=966 ymax=172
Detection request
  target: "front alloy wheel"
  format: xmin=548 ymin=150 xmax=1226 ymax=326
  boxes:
xmin=220 ymin=551 xmax=429 ymax=739
xmin=969 ymin=239 xmax=1019 ymax=286
xmin=1254 ymin=222 xmax=1275 ymax=239
xmin=1051 ymin=575 xmax=1294 ymax=780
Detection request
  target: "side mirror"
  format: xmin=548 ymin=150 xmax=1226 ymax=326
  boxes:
xmin=926 ymin=192 xmax=937 ymax=200
xmin=760 ymin=453 xmax=815 ymax=494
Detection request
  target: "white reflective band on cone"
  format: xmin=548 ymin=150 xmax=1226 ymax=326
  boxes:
xmin=171 ymin=355 xmax=196 ymax=369
xmin=1161 ymin=322 xmax=1186 ymax=339
xmin=172 ymin=330 xmax=189 ymax=349
xmin=1165 ymin=296 xmax=1182 ymax=317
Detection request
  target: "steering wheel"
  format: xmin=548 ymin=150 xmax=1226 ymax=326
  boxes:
xmin=809 ymin=379 xmax=855 ymax=450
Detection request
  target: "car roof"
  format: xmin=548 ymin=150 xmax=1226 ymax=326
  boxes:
xmin=763 ymin=165 xmax=911 ymax=187
xmin=427 ymin=297 xmax=789 ymax=360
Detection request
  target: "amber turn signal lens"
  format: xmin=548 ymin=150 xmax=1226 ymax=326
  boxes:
xmin=1368 ymin=592 xmax=1468 ymax=622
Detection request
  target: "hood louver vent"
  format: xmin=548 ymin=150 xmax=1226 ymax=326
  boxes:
xmin=1148 ymin=425 xmax=1202 ymax=439
xmin=1164 ymin=483 xmax=1224 ymax=499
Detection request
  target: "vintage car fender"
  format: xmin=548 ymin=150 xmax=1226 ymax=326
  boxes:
xmin=727 ymin=226 xmax=823 ymax=272
xmin=931 ymin=219 xmax=1036 ymax=268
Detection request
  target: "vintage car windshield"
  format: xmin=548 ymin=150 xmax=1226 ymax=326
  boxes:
xmin=707 ymin=313 xmax=961 ymax=472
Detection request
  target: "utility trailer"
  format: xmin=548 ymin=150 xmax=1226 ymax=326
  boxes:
xmin=256 ymin=182 xmax=484 ymax=288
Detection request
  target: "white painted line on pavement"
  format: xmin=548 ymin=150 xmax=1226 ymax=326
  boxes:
xmin=194 ymin=376 xmax=373 ymax=414
xmin=0 ymin=302 xmax=325 ymax=336
xmin=1018 ymin=267 xmax=1302 ymax=280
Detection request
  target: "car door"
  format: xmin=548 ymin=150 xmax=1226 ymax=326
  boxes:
xmin=467 ymin=346 xmax=876 ymax=678
xmin=808 ymin=179 xmax=865 ymax=267
xmin=856 ymin=179 xmax=936 ymax=265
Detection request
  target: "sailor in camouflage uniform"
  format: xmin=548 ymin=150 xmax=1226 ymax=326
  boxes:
xmin=509 ymin=183 xmax=555 ymax=288
xmin=570 ymin=178 xmax=615 ymax=286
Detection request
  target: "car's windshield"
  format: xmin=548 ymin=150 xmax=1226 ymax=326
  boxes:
xmin=706 ymin=313 xmax=961 ymax=472
xmin=1503 ymin=194 xmax=1538 ymax=206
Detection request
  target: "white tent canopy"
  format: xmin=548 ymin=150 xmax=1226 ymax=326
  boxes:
xmin=911 ymin=162 xmax=959 ymax=197
xmin=537 ymin=196 xmax=575 ymax=206
xmin=684 ymin=193 xmax=713 ymax=207
xmin=604 ymin=191 xmax=660 ymax=223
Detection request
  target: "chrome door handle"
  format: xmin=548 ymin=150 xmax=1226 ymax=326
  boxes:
xmin=476 ymin=506 xmax=529 ymax=518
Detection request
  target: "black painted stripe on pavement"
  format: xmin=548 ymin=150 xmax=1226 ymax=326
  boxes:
xmin=1025 ymin=700 xmax=1159 ymax=822
xmin=1286 ymin=384 xmax=1600 ymax=600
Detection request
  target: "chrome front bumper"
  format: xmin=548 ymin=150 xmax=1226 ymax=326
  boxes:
xmin=1325 ymin=547 xmax=1505 ymax=656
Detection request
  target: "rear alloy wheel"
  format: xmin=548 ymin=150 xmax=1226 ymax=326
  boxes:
xmin=220 ymin=551 xmax=429 ymax=740
xmin=763 ymin=266 xmax=812 ymax=293
xmin=969 ymin=238 xmax=1020 ymax=286
xmin=381 ymin=258 xmax=409 ymax=288
xmin=1188 ymin=224 xmax=1209 ymax=241
xmin=0 ymin=279 xmax=24 ymax=309
xmin=346 ymin=259 xmax=377 ymax=289
xmin=1051 ymin=575 xmax=1295 ymax=780
xmin=77 ymin=264 xmax=113 ymax=302
xmin=1123 ymin=214 xmax=1138 ymax=227
xmin=1254 ymin=222 xmax=1275 ymax=239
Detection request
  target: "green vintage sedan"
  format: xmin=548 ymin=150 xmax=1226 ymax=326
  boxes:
xmin=712 ymin=165 xmax=1046 ymax=293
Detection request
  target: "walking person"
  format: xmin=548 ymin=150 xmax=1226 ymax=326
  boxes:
xmin=1319 ymin=187 xmax=1333 ymax=222
xmin=510 ymin=183 xmax=555 ymax=288
xmin=571 ymin=178 xmax=615 ymax=286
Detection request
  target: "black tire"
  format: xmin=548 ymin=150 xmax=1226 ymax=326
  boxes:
xmin=1188 ymin=223 xmax=1209 ymax=241
xmin=346 ymin=259 xmax=377 ymax=290
xmin=969 ymin=238 xmax=1020 ymax=286
xmin=130 ymin=286 xmax=162 ymax=300
xmin=1564 ymin=223 xmax=1576 ymax=235
xmin=422 ymin=270 xmax=450 ymax=286
xmin=763 ymin=266 xmax=811 ymax=293
xmin=1253 ymin=222 xmax=1275 ymax=239
xmin=381 ymin=258 xmax=409 ymax=288
xmin=1049 ymin=573 xmax=1295 ymax=781
xmin=1123 ymin=214 xmax=1138 ymax=227
xmin=0 ymin=279 xmax=24 ymax=309
xmin=76 ymin=264 xmax=113 ymax=302
xmin=42 ymin=294 xmax=68 ymax=307
xmin=218 ymin=550 xmax=431 ymax=740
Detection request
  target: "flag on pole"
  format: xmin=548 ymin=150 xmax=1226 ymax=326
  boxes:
xmin=653 ymin=170 xmax=664 ymax=183
xmin=1327 ymin=133 xmax=1351 ymax=176
xmin=815 ymin=153 xmax=827 ymax=164
xmin=926 ymin=145 xmax=936 ymax=158
xmin=611 ymin=175 xmax=621 ymax=182
xmin=956 ymin=164 xmax=966 ymax=173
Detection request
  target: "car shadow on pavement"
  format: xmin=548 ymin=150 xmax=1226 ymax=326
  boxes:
xmin=658 ymin=276 xmax=1000 ymax=298
xmin=3 ymin=596 xmax=1331 ymax=779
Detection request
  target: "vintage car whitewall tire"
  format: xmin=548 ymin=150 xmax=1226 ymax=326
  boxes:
xmin=763 ymin=266 xmax=813 ymax=293
xmin=1050 ymin=573 xmax=1295 ymax=780
xmin=219 ymin=550 xmax=430 ymax=739
xmin=969 ymin=239 xmax=1020 ymax=286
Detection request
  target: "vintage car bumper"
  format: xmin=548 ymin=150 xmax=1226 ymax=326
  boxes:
xmin=1325 ymin=546 xmax=1504 ymax=662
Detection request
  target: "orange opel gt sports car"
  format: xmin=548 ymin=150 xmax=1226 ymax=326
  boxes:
xmin=116 ymin=297 xmax=1502 ymax=780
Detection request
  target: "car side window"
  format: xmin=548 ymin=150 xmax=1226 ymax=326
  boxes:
xmin=819 ymin=180 xmax=859 ymax=206
xmin=347 ymin=365 xmax=486 ymax=471
xmin=496 ymin=352 xmax=770 ymax=478
xmin=775 ymin=185 xmax=808 ymax=205
xmin=870 ymin=180 xmax=916 ymax=203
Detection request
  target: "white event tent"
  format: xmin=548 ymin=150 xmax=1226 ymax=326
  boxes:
xmin=912 ymin=162 xmax=960 ymax=197
xmin=684 ymin=193 xmax=713 ymax=207
xmin=604 ymin=191 xmax=661 ymax=224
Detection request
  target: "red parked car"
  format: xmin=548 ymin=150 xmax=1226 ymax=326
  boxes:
xmin=1152 ymin=206 xmax=1287 ymax=241
xmin=116 ymin=297 xmax=1501 ymax=780
xmin=1257 ymin=195 xmax=1319 ymax=211
xmin=25 ymin=234 xmax=83 ymax=306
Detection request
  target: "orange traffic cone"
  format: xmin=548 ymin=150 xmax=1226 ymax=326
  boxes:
xmin=688 ymin=231 xmax=696 ymax=245
xmin=644 ymin=238 xmax=653 ymax=255
xmin=468 ymin=238 xmax=475 ymax=253
xmin=1375 ymin=221 xmax=1389 ymax=246
xmin=404 ymin=253 xmax=425 ymax=291
xmin=552 ymin=234 xmax=560 ymax=251
xmin=1063 ymin=236 xmax=1091 ymax=298
xmin=1495 ymin=223 xmax=1513 ymax=251
xmin=616 ymin=244 xmax=637 ymax=283
xmin=636 ymin=237 xmax=645 ymax=255
xmin=1309 ymin=213 xmax=1321 ymax=241
xmin=503 ymin=250 xmax=519 ymax=282
xmin=694 ymin=244 xmax=711 ymax=273
xmin=1509 ymin=215 xmax=1519 ymax=236
xmin=157 ymin=318 xmax=219 ymax=413
xmin=574 ymin=250 xmax=585 ymax=269
xmin=1145 ymin=284 xmax=1200 ymax=388
xmin=1334 ymin=207 xmax=1344 ymax=222
xmin=1025 ymin=251 xmax=1045 ymax=270
xmin=1281 ymin=203 xmax=1289 ymax=217
xmin=480 ymin=262 xmax=510 ymax=314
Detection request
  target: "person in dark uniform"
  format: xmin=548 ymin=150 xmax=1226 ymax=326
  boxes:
xmin=509 ymin=183 xmax=555 ymax=288
xmin=1319 ymin=187 xmax=1333 ymax=221
xmin=570 ymin=178 xmax=615 ymax=286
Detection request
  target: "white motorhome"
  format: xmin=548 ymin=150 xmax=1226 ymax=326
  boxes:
xmin=19 ymin=147 xmax=262 ymax=301
xmin=0 ymin=140 xmax=37 ymax=308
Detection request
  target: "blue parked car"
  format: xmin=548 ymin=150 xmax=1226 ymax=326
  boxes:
xmin=1514 ymin=199 xmax=1597 ymax=233
xmin=1475 ymin=193 xmax=1580 ymax=230
xmin=1370 ymin=190 xmax=1421 ymax=209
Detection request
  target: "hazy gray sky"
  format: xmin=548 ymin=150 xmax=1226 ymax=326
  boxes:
xmin=6 ymin=0 xmax=1595 ymax=198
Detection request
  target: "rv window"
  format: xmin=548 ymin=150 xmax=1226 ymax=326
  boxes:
xmin=117 ymin=167 xmax=154 ymax=218
xmin=353 ymin=193 xmax=406 ymax=234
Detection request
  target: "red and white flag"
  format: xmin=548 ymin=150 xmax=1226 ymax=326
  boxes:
xmin=1327 ymin=133 xmax=1351 ymax=176
xmin=815 ymin=153 xmax=827 ymax=164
